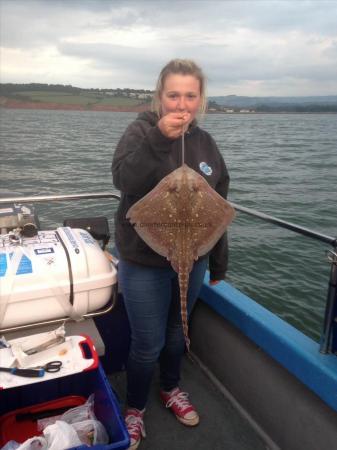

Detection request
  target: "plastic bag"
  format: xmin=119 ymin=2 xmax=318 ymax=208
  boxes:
xmin=43 ymin=421 xmax=82 ymax=450
xmin=16 ymin=437 xmax=47 ymax=450
xmin=19 ymin=394 xmax=109 ymax=449
xmin=61 ymin=394 xmax=95 ymax=424
xmin=37 ymin=395 xmax=95 ymax=431
xmin=1 ymin=441 xmax=20 ymax=450
xmin=72 ymin=419 xmax=109 ymax=446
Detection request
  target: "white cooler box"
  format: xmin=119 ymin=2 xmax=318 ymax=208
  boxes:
xmin=0 ymin=227 xmax=117 ymax=328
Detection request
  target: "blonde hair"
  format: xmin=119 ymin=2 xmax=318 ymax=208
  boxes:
xmin=151 ymin=59 xmax=207 ymax=118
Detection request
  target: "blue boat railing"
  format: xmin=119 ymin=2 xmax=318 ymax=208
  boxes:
xmin=1 ymin=192 xmax=337 ymax=354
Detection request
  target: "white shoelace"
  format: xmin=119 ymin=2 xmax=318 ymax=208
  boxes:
xmin=125 ymin=413 xmax=146 ymax=441
xmin=165 ymin=390 xmax=190 ymax=409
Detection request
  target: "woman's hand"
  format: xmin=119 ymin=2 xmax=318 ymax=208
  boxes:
xmin=158 ymin=112 xmax=191 ymax=139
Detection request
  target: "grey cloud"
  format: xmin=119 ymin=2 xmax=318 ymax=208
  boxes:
xmin=323 ymin=39 xmax=337 ymax=58
xmin=1 ymin=1 xmax=82 ymax=48
xmin=2 ymin=0 xmax=337 ymax=50
xmin=57 ymin=41 xmax=168 ymax=87
xmin=58 ymin=41 xmax=168 ymax=69
xmin=2 ymin=0 xmax=337 ymax=95
xmin=58 ymin=39 xmax=337 ymax=91
xmin=99 ymin=1 xmax=337 ymax=36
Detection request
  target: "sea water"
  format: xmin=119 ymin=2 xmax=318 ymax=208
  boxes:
xmin=1 ymin=109 xmax=336 ymax=341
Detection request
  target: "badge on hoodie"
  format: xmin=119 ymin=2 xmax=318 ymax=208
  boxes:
xmin=199 ymin=162 xmax=212 ymax=176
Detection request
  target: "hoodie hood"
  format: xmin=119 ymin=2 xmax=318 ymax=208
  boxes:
xmin=137 ymin=111 xmax=159 ymax=126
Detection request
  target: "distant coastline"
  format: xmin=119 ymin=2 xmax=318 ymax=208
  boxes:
xmin=0 ymin=96 xmax=150 ymax=113
xmin=1 ymin=83 xmax=337 ymax=113
xmin=1 ymin=98 xmax=336 ymax=115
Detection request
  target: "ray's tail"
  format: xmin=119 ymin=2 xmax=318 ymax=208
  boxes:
xmin=178 ymin=268 xmax=191 ymax=352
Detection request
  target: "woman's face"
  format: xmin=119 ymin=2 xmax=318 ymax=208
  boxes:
xmin=160 ymin=73 xmax=201 ymax=121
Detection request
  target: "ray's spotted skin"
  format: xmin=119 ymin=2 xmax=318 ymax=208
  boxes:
xmin=126 ymin=163 xmax=235 ymax=350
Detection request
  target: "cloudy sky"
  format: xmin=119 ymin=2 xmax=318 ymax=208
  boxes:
xmin=1 ymin=0 xmax=337 ymax=96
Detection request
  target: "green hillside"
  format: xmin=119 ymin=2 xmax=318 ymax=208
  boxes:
xmin=0 ymin=84 xmax=152 ymax=108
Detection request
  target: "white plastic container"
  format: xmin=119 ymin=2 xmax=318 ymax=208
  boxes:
xmin=0 ymin=227 xmax=117 ymax=328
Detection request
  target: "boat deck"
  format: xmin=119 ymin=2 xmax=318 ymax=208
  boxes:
xmin=109 ymin=355 xmax=267 ymax=450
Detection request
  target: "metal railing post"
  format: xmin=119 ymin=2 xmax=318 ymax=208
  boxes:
xmin=320 ymin=250 xmax=337 ymax=354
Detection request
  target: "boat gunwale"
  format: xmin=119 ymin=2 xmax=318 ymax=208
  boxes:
xmin=199 ymin=277 xmax=337 ymax=413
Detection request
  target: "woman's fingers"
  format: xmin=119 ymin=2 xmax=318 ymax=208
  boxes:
xmin=158 ymin=112 xmax=191 ymax=138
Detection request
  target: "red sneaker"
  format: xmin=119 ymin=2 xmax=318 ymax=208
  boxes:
xmin=125 ymin=408 xmax=146 ymax=450
xmin=160 ymin=387 xmax=199 ymax=426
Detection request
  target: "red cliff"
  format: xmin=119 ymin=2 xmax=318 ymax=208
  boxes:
xmin=0 ymin=96 xmax=151 ymax=113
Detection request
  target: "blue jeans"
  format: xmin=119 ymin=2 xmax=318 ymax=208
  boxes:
xmin=117 ymin=257 xmax=208 ymax=410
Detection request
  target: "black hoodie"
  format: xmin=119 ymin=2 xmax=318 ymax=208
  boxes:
xmin=111 ymin=111 xmax=230 ymax=281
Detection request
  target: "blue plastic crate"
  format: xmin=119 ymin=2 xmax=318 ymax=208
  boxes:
xmin=0 ymin=365 xmax=130 ymax=450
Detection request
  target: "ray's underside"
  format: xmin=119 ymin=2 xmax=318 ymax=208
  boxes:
xmin=127 ymin=164 xmax=235 ymax=349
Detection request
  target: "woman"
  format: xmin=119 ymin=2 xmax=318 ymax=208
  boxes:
xmin=112 ymin=59 xmax=230 ymax=450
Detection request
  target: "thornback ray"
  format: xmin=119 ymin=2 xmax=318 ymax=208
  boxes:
xmin=126 ymin=163 xmax=235 ymax=351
